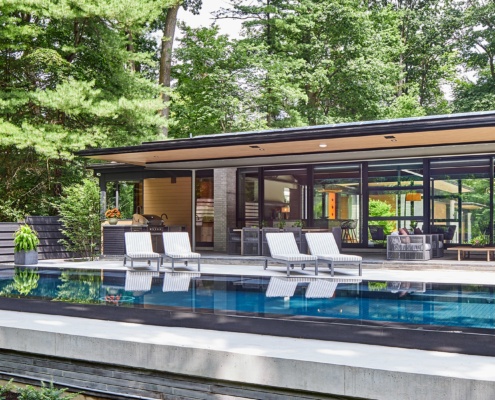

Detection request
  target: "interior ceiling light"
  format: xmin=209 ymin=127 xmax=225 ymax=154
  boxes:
xmin=249 ymin=145 xmax=260 ymax=148
xmin=319 ymin=143 xmax=328 ymax=148
xmin=384 ymin=135 xmax=397 ymax=142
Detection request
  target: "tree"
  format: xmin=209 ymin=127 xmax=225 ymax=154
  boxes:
xmin=0 ymin=0 xmax=165 ymax=220
xmin=453 ymin=0 xmax=495 ymax=112
xmin=214 ymin=0 xmax=403 ymax=126
xmin=170 ymin=25 xmax=269 ymax=137
xmin=157 ymin=0 xmax=203 ymax=137
xmin=368 ymin=0 xmax=458 ymax=115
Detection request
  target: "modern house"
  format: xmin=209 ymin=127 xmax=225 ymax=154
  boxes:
xmin=79 ymin=110 xmax=495 ymax=253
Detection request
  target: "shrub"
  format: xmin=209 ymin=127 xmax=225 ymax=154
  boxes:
xmin=0 ymin=380 xmax=77 ymax=400
xmin=56 ymin=178 xmax=101 ymax=260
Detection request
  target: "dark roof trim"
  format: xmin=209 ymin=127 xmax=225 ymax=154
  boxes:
xmin=77 ymin=111 xmax=495 ymax=157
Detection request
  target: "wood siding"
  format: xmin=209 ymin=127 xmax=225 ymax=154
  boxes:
xmin=0 ymin=223 xmax=20 ymax=263
xmin=144 ymin=177 xmax=192 ymax=234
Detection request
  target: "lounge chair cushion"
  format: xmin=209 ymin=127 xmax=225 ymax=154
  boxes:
xmin=163 ymin=232 xmax=200 ymax=258
xmin=266 ymin=232 xmax=317 ymax=261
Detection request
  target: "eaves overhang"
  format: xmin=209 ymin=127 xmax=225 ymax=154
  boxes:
xmin=78 ymin=111 xmax=495 ymax=169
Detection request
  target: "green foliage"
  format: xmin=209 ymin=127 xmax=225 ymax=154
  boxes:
xmin=0 ymin=0 xmax=170 ymax=220
xmin=13 ymin=225 xmax=40 ymax=252
xmin=0 ymin=379 xmax=15 ymax=398
xmin=453 ymin=0 xmax=495 ymax=112
xmin=13 ymin=268 xmax=40 ymax=296
xmin=6 ymin=381 xmax=78 ymax=400
xmin=0 ymin=268 xmax=40 ymax=297
xmin=56 ymin=179 xmax=101 ymax=259
xmin=368 ymin=281 xmax=388 ymax=291
xmin=469 ymin=235 xmax=489 ymax=247
xmin=369 ymin=199 xmax=395 ymax=235
xmin=55 ymin=270 xmax=101 ymax=303
xmin=171 ymin=24 xmax=270 ymax=137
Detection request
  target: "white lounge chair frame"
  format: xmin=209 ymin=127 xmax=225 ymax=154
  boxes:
xmin=123 ymin=232 xmax=162 ymax=270
xmin=162 ymin=232 xmax=201 ymax=272
xmin=305 ymin=232 xmax=362 ymax=276
xmin=265 ymin=232 xmax=318 ymax=277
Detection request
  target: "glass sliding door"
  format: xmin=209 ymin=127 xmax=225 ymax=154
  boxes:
xmin=313 ymin=164 xmax=361 ymax=245
xmin=195 ymin=172 xmax=214 ymax=247
xmin=238 ymin=168 xmax=260 ymax=227
xmin=430 ymin=158 xmax=491 ymax=245
xmin=367 ymin=161 xmax=424 ymax=246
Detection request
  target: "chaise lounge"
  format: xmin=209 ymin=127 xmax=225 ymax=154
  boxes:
xmin=123 ymin=232 xmax=162 ymax=270
xmin=305 ymin=232 xmax=362 ymax=276
xmin=265 ymin=232 xmax=318 ymax=277
xmin=162 ymin=232 xmax=201 ymax=272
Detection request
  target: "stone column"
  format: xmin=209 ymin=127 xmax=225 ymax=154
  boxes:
xmin=214 ymin=168 xmax=237 ymax=252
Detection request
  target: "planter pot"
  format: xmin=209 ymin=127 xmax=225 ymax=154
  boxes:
xmin=14 ymin=250 xmax=38 ymax=265
xmin=108 ymin=218 xmax=119 ymax=225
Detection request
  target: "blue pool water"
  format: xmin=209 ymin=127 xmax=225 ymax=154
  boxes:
xmin=0 ymin=267 xmax=494 ymax=331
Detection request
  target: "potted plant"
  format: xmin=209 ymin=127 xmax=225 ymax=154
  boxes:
xmin=13 ymin=224 xmax=39 ymax=265
xmin=105 ymin=208 xmax=122 ymax=225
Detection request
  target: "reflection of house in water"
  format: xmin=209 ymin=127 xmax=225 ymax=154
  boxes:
xmin=80 ymin=111 xmax=495 ymax=252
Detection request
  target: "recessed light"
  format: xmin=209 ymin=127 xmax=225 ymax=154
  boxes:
xmin=319 ymin=143 xmax=328 ymax=148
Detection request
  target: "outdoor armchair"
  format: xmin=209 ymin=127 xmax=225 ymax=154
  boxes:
xmin=305 ymin=232 xmax=362 ymax=276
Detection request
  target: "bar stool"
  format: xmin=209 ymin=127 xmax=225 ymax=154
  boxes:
xmin=341 ymin=220 xmax=357 ymax=243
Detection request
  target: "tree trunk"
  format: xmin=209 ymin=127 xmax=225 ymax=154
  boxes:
xmin=159 ymin=3 xmax=180 ymax=138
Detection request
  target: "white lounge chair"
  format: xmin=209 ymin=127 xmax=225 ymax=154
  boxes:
xmin=125 ymin=270 xmax=159 ymax=292
xmin=123 ymin=232 xmax=161 ymax=270
xmin=162 ymin=232 xmax=201 ymax=272
xmin=305 ymin=232 xmax=362 ymax=276
xmin=265 ymin=232 xmax=318 ymax=277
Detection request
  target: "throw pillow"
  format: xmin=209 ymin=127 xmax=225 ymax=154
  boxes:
xmin=398 ymin=228 xmax=411 ymax=243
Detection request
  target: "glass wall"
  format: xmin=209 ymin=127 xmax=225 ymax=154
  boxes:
xmin=367 ymin=161 xmax=424 ymax=246
xmin=236 ymin=156 xmax=495 ymax=247
xmin=313 ymin=164 xmax=361 ymax=243
xmin=263 ymin=167 xmax=308 ymax=227
xmin=430 ymin=158 xmax=491 ymax=245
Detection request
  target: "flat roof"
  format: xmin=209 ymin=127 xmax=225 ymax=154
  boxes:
xmin=79 ymin=111 xmax=495 ymax=169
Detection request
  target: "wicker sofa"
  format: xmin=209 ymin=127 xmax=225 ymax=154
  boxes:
xmin=386 ymin=234 xmax=433 ymax=260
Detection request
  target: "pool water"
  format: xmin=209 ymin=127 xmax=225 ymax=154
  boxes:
xmin=0 ymin=267 xmax=494 ymax=331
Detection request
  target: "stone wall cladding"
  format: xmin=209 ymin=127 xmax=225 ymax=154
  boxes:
xmin=214 ymin=168 xmax=237 ymax=252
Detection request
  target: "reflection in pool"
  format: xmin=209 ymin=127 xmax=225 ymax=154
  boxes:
xmin=0 ymin=267 xmax=494 ymax=331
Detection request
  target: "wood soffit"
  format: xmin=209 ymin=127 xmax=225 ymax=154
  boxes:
xmin=78 ymin=112 xmax=495 ymax=168
xmin=84 ymin=126 xmax=495 ymax=166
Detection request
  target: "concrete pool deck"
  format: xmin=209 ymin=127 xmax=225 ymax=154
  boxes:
xmin=1 ymin=257 xmax=495 ymax=399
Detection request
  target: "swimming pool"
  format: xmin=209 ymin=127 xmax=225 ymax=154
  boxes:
xmin=1 ymin=267 xmax=494 ymax=331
